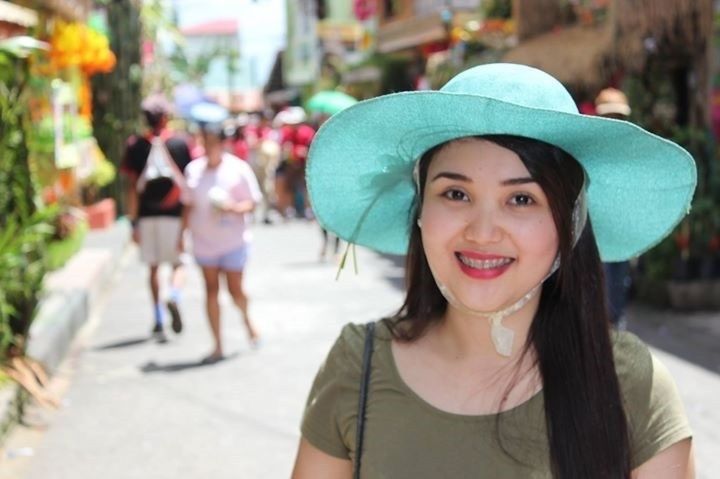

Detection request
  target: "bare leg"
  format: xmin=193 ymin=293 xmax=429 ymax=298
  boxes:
xmin=167 ymin=263 xmax=185 ymax=333
xmin=149 ymin=265 xmax=160 ymax=306
xmin=225 ymin=269 xmax=259 ymax=344
xmin=201 ymin=266 xmax=223 ymax=358
xmin=148 ymin=264 xmax=164 ymax=334
xmin=170 ymin=263 xmax=185 ymax=291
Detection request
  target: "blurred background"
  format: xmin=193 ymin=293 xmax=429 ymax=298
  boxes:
xmin=0 ymin=0 xmax=719 ymax=478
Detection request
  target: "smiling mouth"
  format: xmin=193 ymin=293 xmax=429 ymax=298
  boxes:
xmin=455 ymin=253 xmax=515 ymax=270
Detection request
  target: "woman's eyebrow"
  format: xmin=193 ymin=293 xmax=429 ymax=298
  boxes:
xmin=501 ymin=177 xmax=536 ymax=186
xmin=430 ymin=172 xmax=472 ymax=182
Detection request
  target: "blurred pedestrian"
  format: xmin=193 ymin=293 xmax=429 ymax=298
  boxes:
xmin=292 ymin=64 xmax=694 ymax=478
xmin=274 ymin=107 xmax=315 ymax=218
xmin=181 ymin=103 xmax=263 ymax=363
xmin=120 ymin=94 xmax=191 ymax=342
xmin=246 ymin=112 xmax=279 ymax=223
xmin=595 ymin=87 xmax=633 ymax=328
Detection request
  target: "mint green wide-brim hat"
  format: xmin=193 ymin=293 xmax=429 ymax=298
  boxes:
xmin=306 ymin=63 xmax=696 ymax=262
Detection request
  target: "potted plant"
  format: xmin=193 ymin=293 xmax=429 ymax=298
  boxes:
xmin=80 ymin=139 xmax=116 ymax=229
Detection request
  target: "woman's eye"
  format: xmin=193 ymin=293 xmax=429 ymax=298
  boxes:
xmin=442 ymin=189 xmax=469 ymax=202
xmin=510 ymin=194 xmax=534 ymax=206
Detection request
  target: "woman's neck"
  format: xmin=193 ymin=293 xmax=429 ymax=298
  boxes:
xmin=434 ymin=292 xmax=540 ymax=363
xmin=206 ymin=147 xmax=223 ymax=167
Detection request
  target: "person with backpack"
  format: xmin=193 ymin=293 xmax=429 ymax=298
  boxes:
xmin=120 ymin=94 xmax=192 ymax=342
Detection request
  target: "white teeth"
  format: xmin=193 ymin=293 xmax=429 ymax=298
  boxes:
xmin=458 ymin=254 xmax=513 ymax=270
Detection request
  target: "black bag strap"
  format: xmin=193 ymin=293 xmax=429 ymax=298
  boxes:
xmin=354 ymin=321 xmax=375 ymax=479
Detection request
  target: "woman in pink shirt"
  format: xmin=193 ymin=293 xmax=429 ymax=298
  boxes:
xmin=181 ymin=113 xmax=263 ymax=363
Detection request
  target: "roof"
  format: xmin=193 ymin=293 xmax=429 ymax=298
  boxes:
xmin=503 ymin=25 xmax=613 ymax=93
xmin=181 ymin=19 xmax=238 ymax=37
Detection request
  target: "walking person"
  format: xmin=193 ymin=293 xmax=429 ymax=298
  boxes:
xmin=292 ymin=64 xmax=695 ymax=478
xmin=121 ymin=94 xmax=191 ymax=342
xmin=182 ymin=103 xmax=263 ymax=363
xmin=247 ymin=112 xmax=279 ymax=223
xmin=274 ymin=107 xmax=315 ymax=218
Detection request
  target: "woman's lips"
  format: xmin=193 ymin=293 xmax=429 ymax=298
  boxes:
xmin=455 ymin=252 xmax=515 ymax=279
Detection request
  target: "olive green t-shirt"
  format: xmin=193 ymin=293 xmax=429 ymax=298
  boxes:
xmin=301 ymin=321 xmax=692 ymax=478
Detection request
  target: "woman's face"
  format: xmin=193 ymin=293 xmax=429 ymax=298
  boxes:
xmin=420 ymin=138 xmax=559 ymax=313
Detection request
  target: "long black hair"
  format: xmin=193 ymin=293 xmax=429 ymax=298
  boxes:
xmin=387 ymin=135 xmax=631 ymax=478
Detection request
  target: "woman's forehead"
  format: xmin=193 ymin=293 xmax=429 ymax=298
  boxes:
xmin=428 ymin=138 xmax=530 ymax=177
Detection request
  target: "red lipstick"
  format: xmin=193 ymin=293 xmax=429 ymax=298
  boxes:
xmin=455 ymin=251 xmax=514 ymax=280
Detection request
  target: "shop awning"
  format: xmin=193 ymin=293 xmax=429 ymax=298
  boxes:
xmin=503 ymin=25 xmax=613 ymax=92
xmin=0 ymin=0 xmax=37 ymax=28
xmin=377 ymin=13 xmax=447 ymax=53
xmin=32 ymin=0 xmax=91 ymax=21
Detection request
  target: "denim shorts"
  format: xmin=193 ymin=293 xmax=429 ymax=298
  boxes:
xmin=195 ymin=244 xmax=249 ymax=272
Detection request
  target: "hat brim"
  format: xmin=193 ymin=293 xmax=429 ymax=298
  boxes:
xmin=307 ymin=91 xmax=696 ymax=262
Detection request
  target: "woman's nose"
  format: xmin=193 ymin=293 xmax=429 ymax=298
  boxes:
xmin=463 ymin=207 xmax=503 ymax=244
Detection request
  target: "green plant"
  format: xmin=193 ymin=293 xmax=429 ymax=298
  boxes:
xmin=0 ymin=209 xmax=55 ymax=356
xmin=0 ymin=45 xmax=55 ymax=360
xmin=81 ymin=149 xmax=116 ymax=204
xmin=639 ymin=126 xmax=719 ymax=281
xmin=483 ymin=0 xmax=512 ymax=19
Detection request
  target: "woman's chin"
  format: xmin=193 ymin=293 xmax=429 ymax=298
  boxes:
xmin=445 ymin=291 xmax=510 ymax=315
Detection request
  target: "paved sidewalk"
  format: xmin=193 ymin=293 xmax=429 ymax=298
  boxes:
xmin=0 ymin=218 xmax=130 ymax=446
xmin=0 ymin=220 xmax=717 ymax=478
xmin=0 ymin=221 xmax=403 ymax=478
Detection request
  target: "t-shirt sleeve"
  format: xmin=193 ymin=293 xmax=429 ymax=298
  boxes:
xmin=246 ymin=166 xmax=263 ymax=203
xmin=301 ymin=323 xmax=365 ymax=459
xmin=232 ymin=162 xmax=263 ymax=203
xmin=181 ymin=161 xmax=196 ymax=206
xmin=613 ymin=332 xmax=692 ymax=469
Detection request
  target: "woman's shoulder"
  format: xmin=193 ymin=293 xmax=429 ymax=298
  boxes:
xmin=321 ymin=320 xmax=392 ymax=375
xmin=222 ymin=153 xmax=255 ymax=173
xmin=611 ymin=331 xmax=692 ymax=467
xmin=611 ymin=329 xmax=651 ymax=363
xmin=611 ymin=330 xmax=688 ymax=426
xmin=611 ymin=330 xmax=654 ymax=389
xmin=330 ymin=322 xmax=377 ymax=364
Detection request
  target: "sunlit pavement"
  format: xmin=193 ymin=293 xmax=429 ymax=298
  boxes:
xmin=1 ymin=220 xmax=718 ymax=478
xmin=1 ymin=220 xmax=403 ymax=479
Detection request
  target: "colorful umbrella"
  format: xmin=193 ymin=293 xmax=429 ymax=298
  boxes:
xmin=306 ymin=91 xmax=358 ymax=116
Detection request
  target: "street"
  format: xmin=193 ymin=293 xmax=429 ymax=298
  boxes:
xmin=1 ymin=220 xmax=718 ymax=478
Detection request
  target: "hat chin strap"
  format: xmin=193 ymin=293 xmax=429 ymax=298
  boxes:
xmin=433 ymin=256 xmax=560 ymax=357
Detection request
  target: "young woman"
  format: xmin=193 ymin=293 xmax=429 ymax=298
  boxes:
xmin=292 ymin=64 xmax=695 ymax=478
xmin=181 ymin=104 xmax=263 ymax=363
